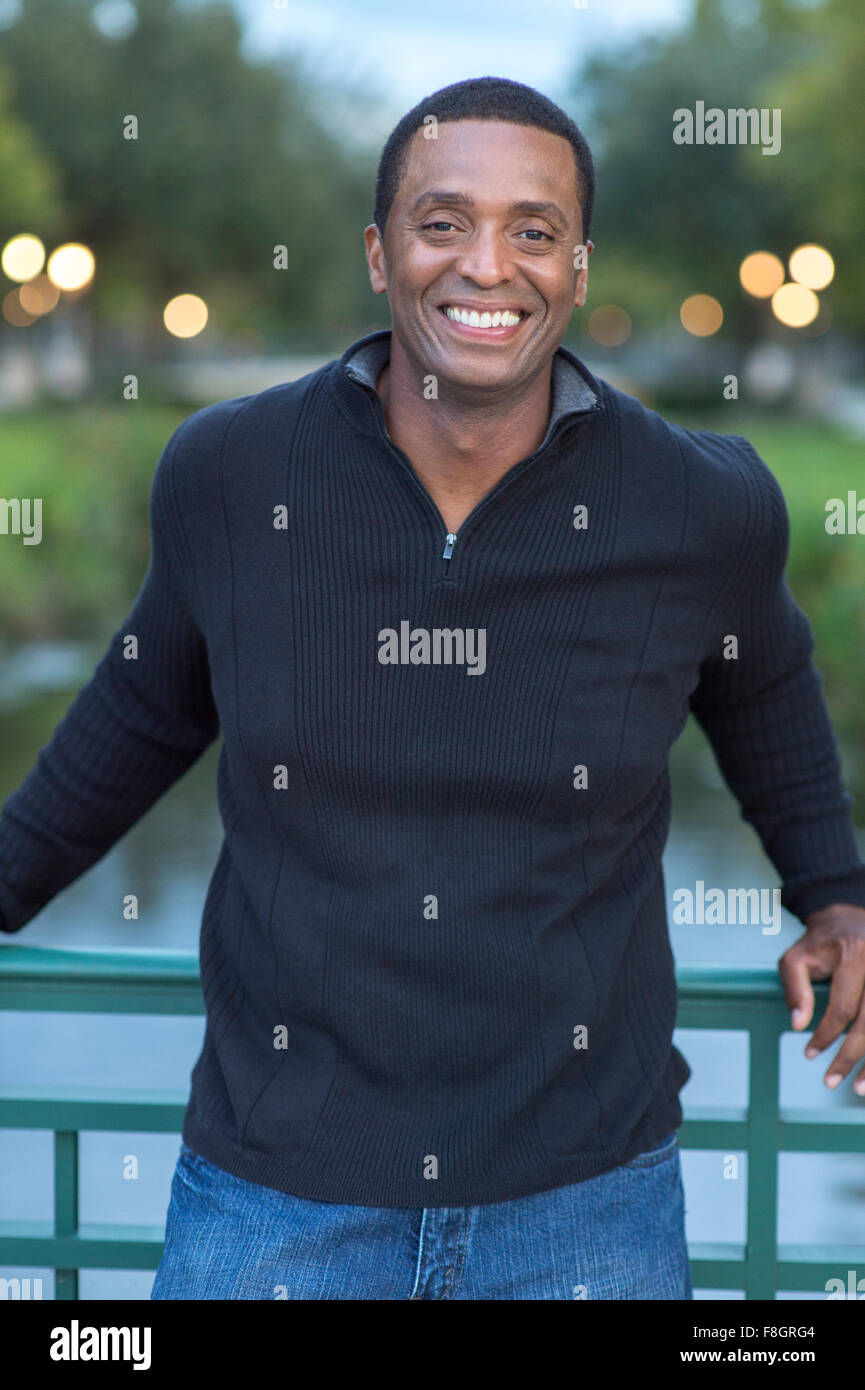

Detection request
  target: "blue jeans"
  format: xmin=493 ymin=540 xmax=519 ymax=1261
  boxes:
xmin=151 ymin=1130 xmax=692 ymax=1300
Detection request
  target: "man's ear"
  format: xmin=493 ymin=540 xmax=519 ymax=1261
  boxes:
xmin=364 ymin=224 xmax=388 ymax=295
xmin=574 ymin=238 xmax=594 ymax=310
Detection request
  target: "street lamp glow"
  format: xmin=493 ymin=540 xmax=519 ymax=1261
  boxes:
xmin=771 ymin=282 xmax=819 ymax=328
xmin=680 ymin=294 xmax=723 ymax=337
xmin=1 ymin=234 xmax=45 ymax=282
xmin=47 ymin=243 xmax=96 ymax=291
xmin=788 ymin=244 xmax=834 ymax=291
xmin=739 ymin=251 xmax=784 ymax=298
xmin=164 ymin=294 xmax=208 ymax=338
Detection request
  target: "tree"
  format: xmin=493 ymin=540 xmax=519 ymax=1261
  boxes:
xmin=767 ymin=0 xmax=865 ymax=330
xmin=569 ymin=0 xmax=825 ymax=339
xmin=0 ymin=0 xmax=380 ymax=346
xmin=0 ymin=59 xmax=65 ymax=239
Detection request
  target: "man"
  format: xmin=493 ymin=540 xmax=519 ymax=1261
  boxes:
xmin=2 ymin=76 xmax=865 ymax=1302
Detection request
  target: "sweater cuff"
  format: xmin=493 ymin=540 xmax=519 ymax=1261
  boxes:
xmin=0 ymin=878 xmax=29 ymax=935
xmin=781 ymin=867 xmax=865 ymax=924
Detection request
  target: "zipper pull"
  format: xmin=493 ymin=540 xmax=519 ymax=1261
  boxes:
xmin=442 ymin=532 xmax=457 ymax=562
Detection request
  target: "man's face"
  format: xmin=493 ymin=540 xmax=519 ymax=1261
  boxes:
xmin=364 ymin=119 xmax=592 ymax=395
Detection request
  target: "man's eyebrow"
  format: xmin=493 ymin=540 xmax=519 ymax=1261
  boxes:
xmin=409 ymin=191 xmax=569 ymax=225
xmin=508 ymin=199 xmax=568 ymax=226
xmin=410 ymin=190 xmax=475 ymax=213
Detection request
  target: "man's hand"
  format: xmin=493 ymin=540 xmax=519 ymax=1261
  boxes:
xmin=779 ymin=903 xmax=865 ymax=1094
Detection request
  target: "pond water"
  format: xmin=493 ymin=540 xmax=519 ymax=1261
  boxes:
xmin=1 ymin=645 xmax=863 ymax=1300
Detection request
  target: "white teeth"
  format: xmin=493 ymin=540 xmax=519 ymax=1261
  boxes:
xmin=443 ymin=306 xmax=523 ymax=328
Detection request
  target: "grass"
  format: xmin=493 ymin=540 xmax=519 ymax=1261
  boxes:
xmin=0 ymin=403 xmax=188 ymax=642
xmin=667 ymin=411 xmax=865 ymax=790
xmin=1 ymin=401 xmax=863 ymax=793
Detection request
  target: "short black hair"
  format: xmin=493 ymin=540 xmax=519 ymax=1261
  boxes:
xmin=373 ymin=76 xmax=595 ymax=242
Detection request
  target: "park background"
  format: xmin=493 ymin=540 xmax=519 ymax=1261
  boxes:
xmin=1 ymin=0 xmax=864 ymax=1299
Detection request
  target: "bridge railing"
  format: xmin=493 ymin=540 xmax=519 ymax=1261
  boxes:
xmin=0 ymin=946 xmax=863 ymax=1299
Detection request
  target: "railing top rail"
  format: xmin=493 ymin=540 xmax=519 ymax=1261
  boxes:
xmin=0 ymin=943 xmax=200 ymax=986
xmin=0 ymin=943 xmax=831 ymax=1002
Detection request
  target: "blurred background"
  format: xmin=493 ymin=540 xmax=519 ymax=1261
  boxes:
xmin=1 ymin=0 xmax=865 ymax=1299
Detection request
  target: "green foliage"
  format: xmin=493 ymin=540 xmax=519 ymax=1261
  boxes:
xmin=667 ymin=409 xmax=865 ymax=796
xmin=570 ymin=0 xmax=843 ymax=335
xmin=767 ymin=0 xmax=865 ymax=330
xmin=0 ymin=403 xmax=187 ymax=640
xmin=0 ymin=60 xmax=65 ymax=234
xmin=0 ymin=0 xmax=381 ymax=343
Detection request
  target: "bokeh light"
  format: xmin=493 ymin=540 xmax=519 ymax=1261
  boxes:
xmin=680 ymin=294 xmax=723 ymax=337
xmin=1 ymin=289 xmax=36 ymax=327
xmin=587 ymin=304 xmax=632 ymax=347
xmin=800 ymin=300 xmax=832 ymax=337
xmin=163 ymin=294 xmax=209 ymax=338
xmin=47 ymin=243 xmax=96 ymax=292
xmin=2 ymin=234 xmax=46 ymax=282
xmin=739 ymin=251 xmax=785 ymax=298
xmin=788 ymin=244 xmax=834 ymax=291
xmin=771 ymin=282 xmax=820 ymax=327
xmin=91 ymin=0 xmax=138 ymax=40
xmin=18 ymin=274 xmax=61 ymax=317
xmin=0 ymin=0 xmax=22 ymax=29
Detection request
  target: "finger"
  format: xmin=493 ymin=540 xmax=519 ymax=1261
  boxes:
xmin=806 ymin=955 xmax=865 ymax=1058
xmin=778 ymin=949 xmax=815 ymax=1031
xmin=823 ymin=1006 xmax=865 ymax=1088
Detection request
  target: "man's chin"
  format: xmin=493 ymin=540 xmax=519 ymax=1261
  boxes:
xmin=429 ymin=348 xmax=542 ymax=398
xmin=438 ymin=366 xmax=525 ymax=395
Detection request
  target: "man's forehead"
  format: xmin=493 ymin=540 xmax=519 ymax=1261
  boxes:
xmin=397 ymin=120 xmax=580 ymax=200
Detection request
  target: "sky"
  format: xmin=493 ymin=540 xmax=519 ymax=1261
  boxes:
xmin=235 ymin=0 xmax=693 ymax=135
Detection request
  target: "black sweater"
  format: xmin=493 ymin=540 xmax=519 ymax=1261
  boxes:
xmin=2 ymin=330 xmax=865 ymax=1206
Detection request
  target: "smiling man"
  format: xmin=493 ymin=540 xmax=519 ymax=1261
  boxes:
xmin=3 ymin=76 xmax=865 ymax=1303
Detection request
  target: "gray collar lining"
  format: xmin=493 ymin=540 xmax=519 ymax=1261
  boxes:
xmin=345 ymin=332 xmax=597 ymax=449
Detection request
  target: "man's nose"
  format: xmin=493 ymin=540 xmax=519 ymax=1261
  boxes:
xmin=452 ymin=227 xmax=515 ymax=288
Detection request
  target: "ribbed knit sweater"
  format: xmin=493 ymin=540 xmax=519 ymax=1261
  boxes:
xmin=3 ymin=329 xmax=865 ymax=1207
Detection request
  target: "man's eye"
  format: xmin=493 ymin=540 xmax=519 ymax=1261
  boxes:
xmin=424 ymin=221 xmax=457 ymax=233
xmin=519 ymin=229 xmax=552 ymax=241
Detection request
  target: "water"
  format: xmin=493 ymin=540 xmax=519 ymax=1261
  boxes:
xmin=1 ymin=652 xmax=863 ymax=1300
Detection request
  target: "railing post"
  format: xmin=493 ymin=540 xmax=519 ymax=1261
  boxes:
xmin=54 ymin=1130 xmax=79 ymax=1301
xmin=745 ymin=1022 xmax=780 ymax=1299
xmin=2 ymin=949 xmax=858 ymax=1299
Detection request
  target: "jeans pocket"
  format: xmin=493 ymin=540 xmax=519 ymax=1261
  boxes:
xmin=622 ymin=1129 xmax=679 ymax=1170
xmin=174 ymin=1143 xmax=226 ymax=1193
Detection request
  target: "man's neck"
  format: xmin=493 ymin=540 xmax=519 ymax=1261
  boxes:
xmin=375 ymin=343 xmax=554 ymax=534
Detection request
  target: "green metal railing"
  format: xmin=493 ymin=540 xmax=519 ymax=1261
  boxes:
xmin=0 ymin=945 xmax=863 ymax=1299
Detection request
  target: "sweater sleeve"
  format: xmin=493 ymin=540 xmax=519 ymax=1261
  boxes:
xmin=0 ymin=426 xmax=220 ymax=935
xmin=687 ymin=434 xmax=865 ymax=924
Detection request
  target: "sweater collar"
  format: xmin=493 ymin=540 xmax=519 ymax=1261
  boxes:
xmin=329 ymin=328 xmax=603 ymax=451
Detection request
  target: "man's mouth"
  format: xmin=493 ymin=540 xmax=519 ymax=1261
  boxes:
xmin=438 ymin=303 xmax=528 ymax=331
